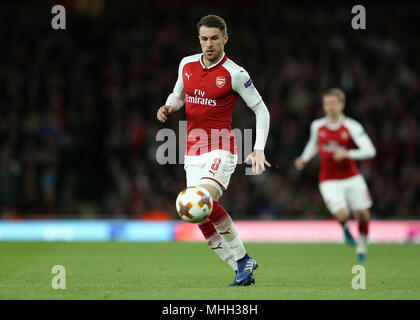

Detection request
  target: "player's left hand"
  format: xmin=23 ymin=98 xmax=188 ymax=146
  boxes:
xmin=333 ymin=149 xmax=349 ymax=162
xmin=244 ymin=149 xmax=271 ymax=174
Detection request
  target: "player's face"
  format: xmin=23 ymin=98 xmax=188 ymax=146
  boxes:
xmin=323 ymin=95 xmax=344 ymax=118
xmin=198 ymin=26 xmax=228 ymax=63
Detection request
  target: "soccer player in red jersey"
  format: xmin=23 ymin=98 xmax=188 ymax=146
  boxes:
xmin=295 ymin=88 xmax=376 ymax=262
xmin=157 ymin=15 xmax=270 ymax=285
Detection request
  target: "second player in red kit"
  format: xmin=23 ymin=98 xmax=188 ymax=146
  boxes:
xmin=295 ymin=88 xmax=376 ymax=262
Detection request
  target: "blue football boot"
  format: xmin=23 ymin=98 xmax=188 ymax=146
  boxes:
xmin=233 ymin=254 xmax=258 ymax=286
xmin=228 ymin=271 xmax=238 ymax=287
xmin=357 ymin=253 xmax=367 ymax=263
xmin=344 ymin=228 xmax=356 ymax=246
xmin=240 ymin=274 xmax=255 ymax=286
xmin=228 ymin=272 xmax=255 ymax=287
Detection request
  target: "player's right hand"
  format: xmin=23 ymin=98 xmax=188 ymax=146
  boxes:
xmin=294 ymin=157 xmax=306 ymax=170
xmin=157 ymin=105 xmax=176 ymax=123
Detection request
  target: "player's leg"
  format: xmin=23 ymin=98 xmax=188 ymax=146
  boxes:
xmin=197 ymin=216 xmax=237 ymax=272
xmin=200 ymin=183 xmax=255 ymax=286
xmin=200 ymin=150 xmax=256 ymax=286
xmin=334 ymin=207 xmax=355 ymax=246
xmin=353 ymin=209 xmax=370 ymax=262
xmin=200 ymin=184 xmax=247 ymax=262
xmin=319 ymin=180 xmax=355 ymax=245
xmin=346 ymin=175 xmax=373 ymax=262
xmin=184 ymin=156 xmax=238 ymax=273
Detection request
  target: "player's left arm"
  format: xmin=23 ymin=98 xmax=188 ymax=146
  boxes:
xmin=233 ymin=69 xmax=271 ymax=174
xmin=333 ymin=120 xmax=376 ymax=161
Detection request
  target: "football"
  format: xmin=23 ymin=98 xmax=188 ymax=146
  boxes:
xmin=176 ymin=186 xmax=213 ymax=223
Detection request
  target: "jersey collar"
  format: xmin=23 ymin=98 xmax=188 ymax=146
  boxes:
xmin=200 ymin=52 xmax=227 ymax=70
xmin=326 ymin=114 xmax=345 ymax=130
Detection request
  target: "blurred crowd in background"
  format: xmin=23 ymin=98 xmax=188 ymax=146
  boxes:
xmin=0 ymin=0 xmax=419 ymax=220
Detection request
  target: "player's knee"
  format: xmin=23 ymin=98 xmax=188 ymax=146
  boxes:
xmin=334 ymin=208 xmax=351 ymax=222
xmin=199 ymin=184 xmax=221 ymax=202
xmin=354 ymin=209 xmax=370 ymax=222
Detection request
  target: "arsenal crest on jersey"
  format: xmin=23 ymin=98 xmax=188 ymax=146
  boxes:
xmin=216 ymin=76 xmax=226 ymax=88
xmin=341 ymin=131 xmax=349 ymax=140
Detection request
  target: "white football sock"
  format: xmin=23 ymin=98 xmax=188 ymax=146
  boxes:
xmin=357 ymin=235 xmax=368 ymax=254
xmin=213 ymin=217 xmax=246 ymax=261
xmin=206 ymin=233 xmax=237 ymax=271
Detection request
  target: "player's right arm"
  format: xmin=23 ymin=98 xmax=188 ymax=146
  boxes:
xmin=157 ymin=58 xmax=186 ymax=123
xmin=295 ymin=120 xmax=319 ymax=170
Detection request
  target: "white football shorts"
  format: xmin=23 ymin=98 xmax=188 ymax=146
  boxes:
xmin=184 ymin=149 xmax=238 ymax=196
xmin=319 ymin=174 xmax=372 ymax=214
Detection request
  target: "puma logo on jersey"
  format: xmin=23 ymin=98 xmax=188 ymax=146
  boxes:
xmin=185 ymin=73 xmax=192 ymax=80
xmin=208 ymin=170 xmax=215 ymax=177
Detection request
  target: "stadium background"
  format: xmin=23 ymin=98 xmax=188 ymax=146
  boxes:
xmin=0 ymin=0 xmax=419 ymax=242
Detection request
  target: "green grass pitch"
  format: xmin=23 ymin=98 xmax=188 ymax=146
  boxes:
xmin=0 ymin=242 xmax=419 ymax=299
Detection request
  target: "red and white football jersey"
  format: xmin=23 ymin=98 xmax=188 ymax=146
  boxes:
xmin=301 ymin=116 xmax=376 ymax=182
xmin=167 ymin=53 xmax=263 ymax=155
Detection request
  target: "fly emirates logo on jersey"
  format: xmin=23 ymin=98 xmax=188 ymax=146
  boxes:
xmin=322 ymin=141 xmax=344 ymax=152
xmin=185 ymin=89 xmax=217 ymax=107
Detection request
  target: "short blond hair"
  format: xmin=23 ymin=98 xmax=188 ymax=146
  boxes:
xmin=323 ymin=88 xmax=346 ymax=103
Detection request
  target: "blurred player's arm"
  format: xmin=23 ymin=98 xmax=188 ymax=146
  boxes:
xmin=333 ymin=120 xmax=376 ymax=161
xmin=295 ymin=121 xmax=318 ymax=170
xmin=233 ymin=69 xmax=270 ymax=174
xmin=157 ymin=59 xmax=186 ymax=123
